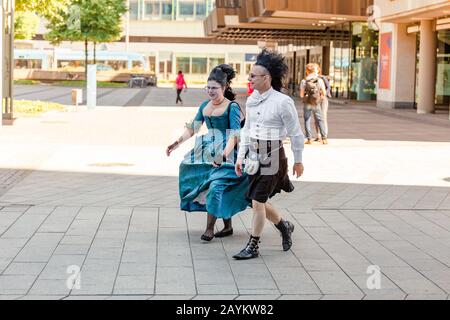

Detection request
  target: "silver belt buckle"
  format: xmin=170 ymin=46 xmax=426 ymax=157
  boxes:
xmin=251 ymin=141 xmax=259 ymax=150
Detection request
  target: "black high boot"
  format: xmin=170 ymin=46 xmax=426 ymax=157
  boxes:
xmin=275 ymin=219 xmax=295 ymax=251
xmin=232 ymin=235 xmax=260 ymax=260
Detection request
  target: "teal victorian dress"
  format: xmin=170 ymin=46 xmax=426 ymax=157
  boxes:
xmin=179 ymin=100 xmax=250 ymax=219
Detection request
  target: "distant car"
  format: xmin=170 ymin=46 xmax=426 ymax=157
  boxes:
xmin=96 ymin=64 xmax=114 ymax=71
xmin=128 ymin=73 xmax=157 ymax=88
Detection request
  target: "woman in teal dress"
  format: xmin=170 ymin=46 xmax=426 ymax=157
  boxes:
xmin=166 ymin=64 xmax=250 ymax=241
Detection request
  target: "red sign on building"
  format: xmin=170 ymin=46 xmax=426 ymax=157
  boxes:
xmin=379 ymin=32 xmax=392 ymax=89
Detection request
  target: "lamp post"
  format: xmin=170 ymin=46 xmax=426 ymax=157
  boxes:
xmin=2 ymin=0 xmax=14 ymax=125
xmin=125 ymin=0 xmax=129 ymax=53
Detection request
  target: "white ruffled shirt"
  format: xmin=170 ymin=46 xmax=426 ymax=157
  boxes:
xmin=237 ymin=87 xmax=304 ymax=163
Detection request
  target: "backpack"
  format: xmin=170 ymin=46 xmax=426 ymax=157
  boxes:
xmin=303 ymin=77 xmax=322 ymax=106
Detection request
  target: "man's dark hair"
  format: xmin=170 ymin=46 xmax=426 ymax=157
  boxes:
xmin=255 ymin=49 xmax=288 ymax=92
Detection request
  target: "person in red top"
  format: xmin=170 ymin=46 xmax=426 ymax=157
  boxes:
xmin=175 ymin=71 xmax=188 ymax=104
xmin=247 ymin=81 xmax=254 ymax=96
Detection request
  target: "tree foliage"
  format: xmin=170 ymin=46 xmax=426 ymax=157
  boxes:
xmin=15 ymin=0 xmax=71 ymax=20
xmin=45 ymin=0 xmax=127 ymax=46
xmin=14 ymin=11 xmax=40 ymax=40
xmin=44 ymin=0 xmax=128 ymax=80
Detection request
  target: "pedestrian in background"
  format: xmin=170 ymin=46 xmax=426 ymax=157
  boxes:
xmin=300 ymin=63 xmax=328 ymax=145
xmin=175 ymin=70 xmax=188 ymax=105
xmin=314 ymin=65 xmax=331 ymax=142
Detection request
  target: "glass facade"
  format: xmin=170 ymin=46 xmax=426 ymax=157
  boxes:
xmin=129 ymin=0 xmax=214 ymax=21
xmin=282 ymin=22 xmax=378 ymax=100
xmin=192 ymin=57 xmax=207 ymax=74
xmin=328 ymin=22 xmax=351 ymax=99
xmin=436 ymin=29 xmax=450 ymax=109
xmin=176 ymin=56 xmax=190 ymax=73
xmin=350 ymin=22 xmax=378 ymax=100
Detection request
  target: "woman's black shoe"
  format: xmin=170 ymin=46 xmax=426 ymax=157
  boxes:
xmin=214 ymin=228 xmax=233 ymax=238
xmin=200 ymin=234 xmax=214 ymax=241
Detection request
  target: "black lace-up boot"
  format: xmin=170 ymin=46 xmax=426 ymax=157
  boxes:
xmin=232 ymin=235 xmax=260 ymax=260
xmin=275 ymin=219 xmax=294 ymax=251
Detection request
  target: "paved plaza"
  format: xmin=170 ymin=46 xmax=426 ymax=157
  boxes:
xmin=0 ymin=87 xmax=450 ymax=300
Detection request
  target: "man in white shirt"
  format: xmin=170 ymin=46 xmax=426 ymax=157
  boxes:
xmin=233 ymin=49 xmax=305 ymax=260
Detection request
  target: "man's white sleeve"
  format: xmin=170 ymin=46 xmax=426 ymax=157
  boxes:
xmin=280 ymin=98 xmax=304 ymax=163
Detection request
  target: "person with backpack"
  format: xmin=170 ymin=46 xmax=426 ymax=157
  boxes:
xmin=300 ymin=63 xmax=328 ymax=144
xmin=166 ymin=64 xmax=249 ymax=242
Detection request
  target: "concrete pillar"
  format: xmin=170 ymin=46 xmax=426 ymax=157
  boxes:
xmin=322 ymin=46 xmax=330 ymax=75
xmin=1 ymin=4 xmax=3 ymax=128
xmin=377 ymin=23 xmax=416 ymax=109
xmin=417 ymin=20 xmax=437 ymax=114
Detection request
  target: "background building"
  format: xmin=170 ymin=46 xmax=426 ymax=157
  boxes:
xmin=375 ymin=0 xmax=450 ymax=116
xmin=18 ymin=0 xmax=261 ymax=84
xmin=204 ymin=0 xmax=378 ymax=100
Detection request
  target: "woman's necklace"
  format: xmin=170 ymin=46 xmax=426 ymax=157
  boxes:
xmin=212 ymin=97 xmax=225 ymax=106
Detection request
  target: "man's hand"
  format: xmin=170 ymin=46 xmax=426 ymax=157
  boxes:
xmin=235 ymin=159 xmax=243 ymax=177
xmin=293 ymin=162 xmax=304 ymax=178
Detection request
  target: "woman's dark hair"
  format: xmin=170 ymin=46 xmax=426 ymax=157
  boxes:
xmin=255 ymin=49 xmax=288 ymax=92
xmin=178 ymin=70 xmax=182 ymax=75
xmin=208 ymin=64 xmax=236 ymax=101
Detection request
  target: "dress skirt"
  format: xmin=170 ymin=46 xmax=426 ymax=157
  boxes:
xmin=179 ymin=135 xmax=250 ymax=219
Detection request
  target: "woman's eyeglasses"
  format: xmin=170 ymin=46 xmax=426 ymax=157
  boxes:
xmin=204 ymin=86 xmax=221 ymax=91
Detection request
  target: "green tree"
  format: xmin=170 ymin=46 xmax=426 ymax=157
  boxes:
xmin=16 ymin=0 xmax=71 ymax=20
xmin=14 ymin=11 xmax=40 ymax=40
xmin=14 ymin=0 xmax=70 ymax=40
xmin=45 ymin=0 xmax=127 ymax=80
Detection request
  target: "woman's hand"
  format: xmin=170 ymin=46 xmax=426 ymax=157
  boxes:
xmin=166 ymin=141 xmax=179 ymax=156
xmin=212 ymin=152 xmax=225 ymax=167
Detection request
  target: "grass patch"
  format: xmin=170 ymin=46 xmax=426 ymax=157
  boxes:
xmin=14 ymin=80 xmax=128 ymax=88
xmin=14 ymin=80 xmax=41 ymax=85
xmin=10 ymin=100 xmax=67 ymax=116
xmin=52 ymin=80 xmax=127 ymax=88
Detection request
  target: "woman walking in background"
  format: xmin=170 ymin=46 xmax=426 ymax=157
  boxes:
xmin=175 ymin=70 xmax=188 ymax=105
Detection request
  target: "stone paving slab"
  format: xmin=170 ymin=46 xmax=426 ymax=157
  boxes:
xmin=1 ymin=96 xmax=450 ymax=300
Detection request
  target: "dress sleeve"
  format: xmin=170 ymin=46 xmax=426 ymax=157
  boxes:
xmin=185 ymin=101 xmax=207 ymax=133
xmin=228 ymin=102 xmax=241 ymax=139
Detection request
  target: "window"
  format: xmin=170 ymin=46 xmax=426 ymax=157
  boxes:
xmin=129 ymin=0 xmax=139 ymax=20
xmin=14 ymin=59 xmax=42 ymax=69
xmin=161 ymin=1 xmax=173 ymax=19
xmin=229 ymin=62 xmax=241 ymax=75
xmin=144 ymin=1 xmax=160 ymax=20
xmin=178 ymin=0 xmax=194 ymax=20
xmin=176 ymin=57 xmax=190 ymax=74
xmin=208 ymin=57 xmax=225 ymax=72
xmin=195 ymin=1 xmax=207 ymax=18
xmin=192 ymin=57 xmax=207 ymax=74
